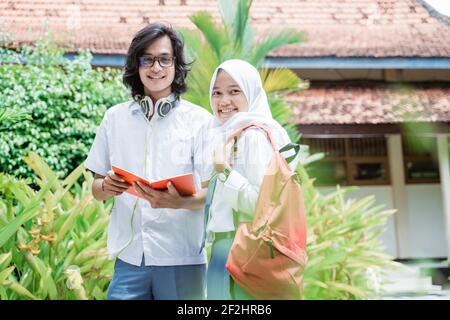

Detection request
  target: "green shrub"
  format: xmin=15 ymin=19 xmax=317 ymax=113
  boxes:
xmin=297 ymin=165 xmax=397 ymax=299
xmin=0 ymin=39 xmax=129 ymax=180
xmin=0 ymin=152 xmax=113 ymax=300
xmin=0 ymin=153 xmax=396 ymax=300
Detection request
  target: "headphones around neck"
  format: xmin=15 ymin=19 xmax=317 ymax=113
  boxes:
xmin=135 ymin=94 xmax=178 ymax=120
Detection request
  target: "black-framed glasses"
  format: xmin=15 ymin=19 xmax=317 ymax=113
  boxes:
xmin=138 ymin=55 xmax=175 ymax=68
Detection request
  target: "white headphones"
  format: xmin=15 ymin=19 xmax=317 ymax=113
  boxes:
xmin=136 ymin=93 xmax=178 ymax=120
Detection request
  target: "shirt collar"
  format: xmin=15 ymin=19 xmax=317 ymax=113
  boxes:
xmin=128 ymin=100 xmax=141 ymax=114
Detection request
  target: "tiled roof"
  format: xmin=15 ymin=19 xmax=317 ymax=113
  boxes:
xmin=1 ymin=0 xmax=449 ymax=57
xmin=288 ymin=82 xmax=450 ymax=124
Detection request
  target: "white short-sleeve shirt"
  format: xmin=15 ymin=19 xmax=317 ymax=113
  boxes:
xmin=85 ymin=99 xmax=212 ymax=266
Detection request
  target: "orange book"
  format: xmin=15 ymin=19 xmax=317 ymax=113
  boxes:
xmin=111 ymin=165 xmax=196 ymax=198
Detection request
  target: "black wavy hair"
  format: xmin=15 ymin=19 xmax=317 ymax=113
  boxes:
xmin=123 ymin=22 xmax=191 ymax=100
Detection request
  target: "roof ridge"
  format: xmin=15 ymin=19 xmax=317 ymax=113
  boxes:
xmin=3 ymin=0 xmax=450 ymax=57
xmin=415 ymin=0 xmax=450 ymax=25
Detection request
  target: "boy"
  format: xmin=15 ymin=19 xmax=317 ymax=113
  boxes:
xmin=85 ymin=22 xmax=212 ymax=300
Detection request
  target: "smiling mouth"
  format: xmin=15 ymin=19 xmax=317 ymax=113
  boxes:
xmin=147 ymin=75 xmax=165 ymax=80
xmin=219 ymin=107 xmax=238 ymax=114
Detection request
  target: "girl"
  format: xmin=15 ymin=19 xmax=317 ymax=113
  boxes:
xmin=195 ymin=59 xmax=299 ymax=299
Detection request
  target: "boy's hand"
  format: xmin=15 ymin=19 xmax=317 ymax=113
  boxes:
xmin=135 ymin=182 xmax=208 ymax=211
xmin=102 ymin=170 xmax=131 ymax=196
xmin=134 ymin=181 xmax=185 ymax=209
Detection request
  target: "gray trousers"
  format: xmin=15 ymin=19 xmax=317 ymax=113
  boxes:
xmin=107 ymin=255 xmax=206 ymax=300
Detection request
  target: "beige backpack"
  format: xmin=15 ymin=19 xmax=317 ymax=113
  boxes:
xmin=225 ymin=123 xmax=308 ymax=300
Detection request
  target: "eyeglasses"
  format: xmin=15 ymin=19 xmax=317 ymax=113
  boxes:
xmin=138 ymin=55 xmax=176 ymax=68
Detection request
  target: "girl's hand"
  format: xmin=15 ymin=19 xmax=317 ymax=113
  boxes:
xmin=214 ymin=141 xmax=233 ymax=173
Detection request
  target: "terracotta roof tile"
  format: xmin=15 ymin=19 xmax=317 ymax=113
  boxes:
xmin=287 ymin=82 xmax=450 ymax=124
xmin=1 ymin=0 xmax=449 ymax=57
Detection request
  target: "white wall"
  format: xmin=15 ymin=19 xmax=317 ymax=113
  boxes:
xmin=406 ymin=184 xmax=448 ymax=258
xmin=319 ymin=184 xmax=449 ymax=259
xmin=318 ymin=186 xmax=398 ymax=257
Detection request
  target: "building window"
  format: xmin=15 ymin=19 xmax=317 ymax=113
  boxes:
xmin=301 ymin=137 xmax=390 ymax=186
xmin=403 ymin=136 xmax=440 ymax=184
xmin=307 ymin=160 xmax=347 ymax=185
xmin=350 ymin=161 xmax=388 ymax=182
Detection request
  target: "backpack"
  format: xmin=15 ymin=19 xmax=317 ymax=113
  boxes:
xmin=224 ymin=123 xmax=308 ymax=300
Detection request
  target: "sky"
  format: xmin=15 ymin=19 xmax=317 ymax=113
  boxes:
xmin=422 ymin=0 xmax=450 ymax=17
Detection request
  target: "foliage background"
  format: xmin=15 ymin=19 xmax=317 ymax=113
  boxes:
xmin=0 ymin=152 xmax=396 ymax=300
xmin=0 ymin=39 xmax=129 ymax=180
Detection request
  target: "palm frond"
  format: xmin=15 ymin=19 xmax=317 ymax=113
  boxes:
xmin=260 ymin=68 xmax=309 ymax=95
xmin=218 ymin=0 xmax=256 ymax=57
xmin=185 ymin=0 xmax=309 ymax=140
xmin=178 ymin=29 xmax=202 ymax=61
xmin=232 ymin=0 xmax=252 ymax=52
xmin=249 ymin=30 xmax=307 ymax=66
xmin=182 ymin=44 xmax=220 ymax=110
xmin=218 ymin=0 xmax=236 ymax=31
xmin=189 ymin=11 xmax=226 ymax=60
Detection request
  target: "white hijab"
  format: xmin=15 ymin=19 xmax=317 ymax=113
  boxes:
xmin=208 ymin=59 xmax=291 ymax=150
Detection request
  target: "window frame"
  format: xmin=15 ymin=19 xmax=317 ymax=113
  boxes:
xmin=302 ymin=136 xmax=391 ymax=187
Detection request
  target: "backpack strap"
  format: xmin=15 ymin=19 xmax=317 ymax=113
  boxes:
xmin=225 ymin=122 xmax=300 ymax=165
xmin=224 ymin=122 xmax=279 ymax=152
xmin=198 ymin=173 xmax=218 ymax=254
xmin=279 ymin=142 xmax=300 ymax=164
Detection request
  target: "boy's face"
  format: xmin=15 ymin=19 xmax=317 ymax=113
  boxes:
xmin=138 ymin=35 xmax=176 ymax=100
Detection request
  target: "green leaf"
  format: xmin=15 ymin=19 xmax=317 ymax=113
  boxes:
xmin=3 ymin=277 xmax=41 ymax=300
xmin=73 ymin=240 xmax=107 ymax=265
xmin=0 ymin=200 xmax=9 ymax=227
xmin=328 ymin=281 xmax=368 ymax=299
xmin=0 ymin=176 xmax=56 ymax=248
xmin=230 ymin=0 xmax=252 ymax=52
xmin=91 ymin=285 xmax=106 ymax=300
xmin=260 ymin=68 xmax=308 ymax=95
xmin=249 ymin=30 xmax=306 ymax=66
xmin=83 ymin=215 xmax=109 ymax=240
xmin=189 ymin=11 xmax=225 ymax=60
xmin=24 ymin=252 xmax=58 ymax=299
xmin=19 ymin=268 xmax=33 ymax=289
xmin=304 ymin=279 xmax=329 ymax=289
xmin=0 ymin=108 xmax=31 ymax=128
xmin=0 ymin=252 xmax=12 ymax=270
xmin=0 ymin=285 xmax=8 ymax=300
xmin=300 ymin=152 xmax=325 ymax=166
xmin=57 ymin=195 xmax=92 ymax=241
xmin=5 ymin=180 xmax=32 ymax=207
xmin=0 ymin=266 xmax=15 ymax=284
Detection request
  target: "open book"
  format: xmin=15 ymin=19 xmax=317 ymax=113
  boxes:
xmin=111 ymin=165 xmax=196 ymax=198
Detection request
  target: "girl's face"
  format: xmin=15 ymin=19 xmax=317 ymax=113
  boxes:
xmin=211 ymin=70 xmax=248 ymax=123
